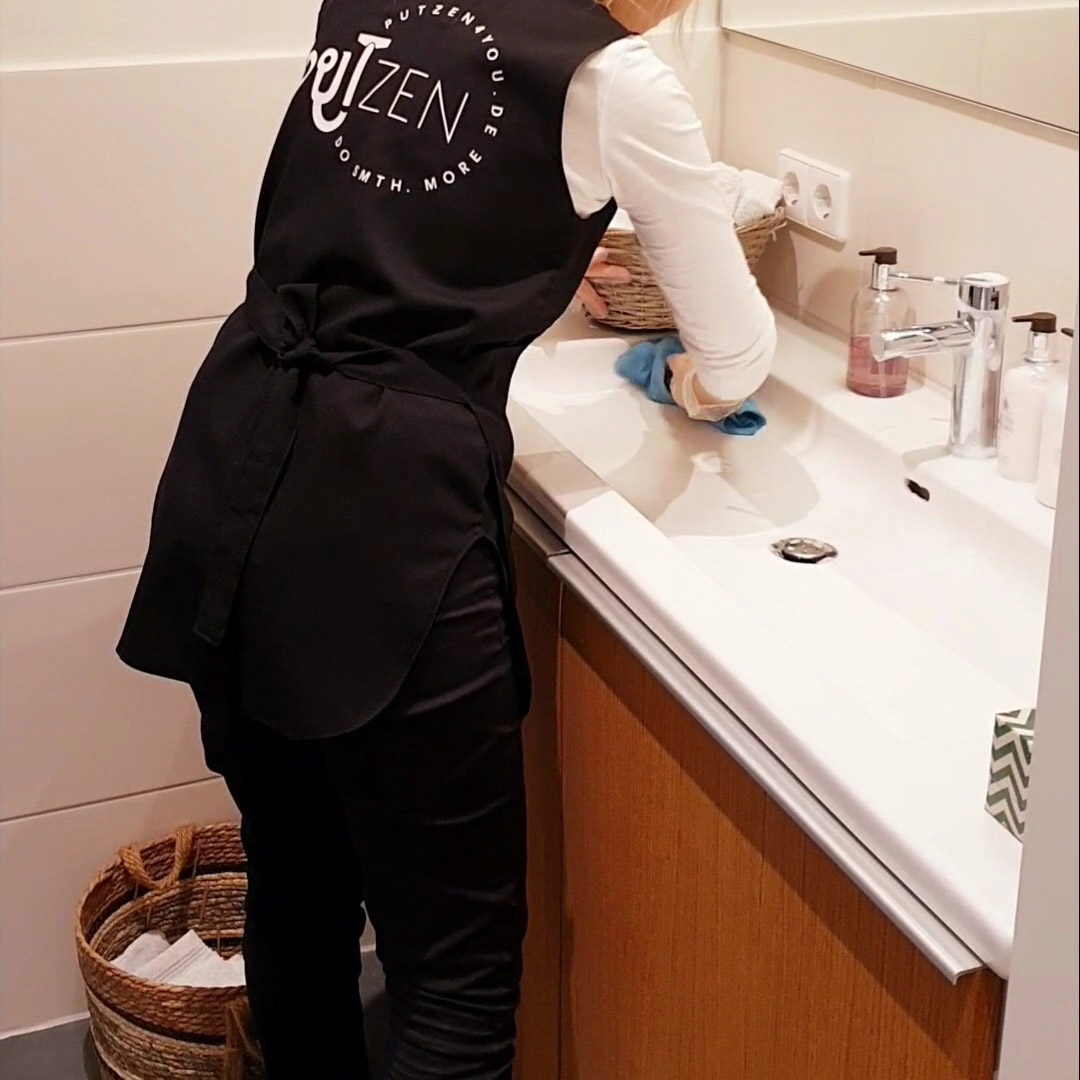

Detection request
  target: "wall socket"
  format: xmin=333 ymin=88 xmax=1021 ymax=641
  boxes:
xmin=777 ymin=149 xmax=852 ymax=243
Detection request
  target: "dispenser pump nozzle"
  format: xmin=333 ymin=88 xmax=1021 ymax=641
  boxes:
xmin=1012 ymin=312 xmax=1068 ymax=365
xmin=858 ymin=247 xmax=898 ymax=266
xmin=1012 ymin=312 xmax=1058 ymax=334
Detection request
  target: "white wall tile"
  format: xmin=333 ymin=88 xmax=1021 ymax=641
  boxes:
xmin=0 ymin=0 xmax=321 ymax=69
xmin=0 ymin=779 xmax=237 ymax=1033
xmin=0 ymin=322 xmax=216 ymax=588
xmin=0 ymin=57 xmax=301 ymax=339
xmin=0 ymin=572 xmax=210 ymax=820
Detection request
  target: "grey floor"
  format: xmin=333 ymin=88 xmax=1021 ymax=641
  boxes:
xmin=0 ymin=953 xmax=388 ymax=1080
xmin=0 ymin=1023 xmax=102 ymax=1080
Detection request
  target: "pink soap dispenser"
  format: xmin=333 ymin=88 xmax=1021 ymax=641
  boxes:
xmin=846 ymin=246 xmax=917 ymax=398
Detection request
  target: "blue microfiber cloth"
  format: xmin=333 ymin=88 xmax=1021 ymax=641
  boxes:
xmin=615 ymin=337 xmax=766 ymax=437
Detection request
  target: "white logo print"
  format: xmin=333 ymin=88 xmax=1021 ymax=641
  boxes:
xmin=300 ymin=5 xmax=506 ymax=196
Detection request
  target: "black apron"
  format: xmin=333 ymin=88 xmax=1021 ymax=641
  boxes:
xmin=118 ymin=0 xmax=626 ymax=738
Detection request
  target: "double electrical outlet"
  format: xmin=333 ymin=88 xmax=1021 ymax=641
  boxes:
xmin=777 ymin=148 xmax=851 ymax=243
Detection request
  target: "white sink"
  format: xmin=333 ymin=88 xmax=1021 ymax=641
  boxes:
xmin=514 ymin=333 xmax=1049 ymax=727
xmin=509 ymin=310 xmax=1056 ymax=972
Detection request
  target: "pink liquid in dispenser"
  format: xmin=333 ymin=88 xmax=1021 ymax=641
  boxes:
xmin=846 ymin=335 xmax=909 ymax=398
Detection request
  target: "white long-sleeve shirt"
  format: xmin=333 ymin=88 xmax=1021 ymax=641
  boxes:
xmin=562 ymin=36 xmax=776 ymax=405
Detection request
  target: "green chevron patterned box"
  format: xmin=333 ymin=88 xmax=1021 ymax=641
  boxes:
xmin=985 ymin=708 xmax=1036 ymax=840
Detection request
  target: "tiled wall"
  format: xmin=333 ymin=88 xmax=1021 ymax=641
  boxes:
xmin=0 ymin=1 xmax=323 ymax=1035
xmin=721 ymin=33 xmax=1080 ymax=384
xmin=0 ymin=0 xmax=723 ymax=1034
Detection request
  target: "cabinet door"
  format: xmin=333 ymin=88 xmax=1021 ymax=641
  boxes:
xmin=512 ymin=537 xmax=563 ymax=1080
xmin=558 ymin=590 xmax=1003 ymax=1080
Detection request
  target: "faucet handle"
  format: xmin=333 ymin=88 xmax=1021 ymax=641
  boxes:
xmin=891 ymin=271 xmax=959 ymax=286
xmin=891 ymin=271 xmax=1010 ymax=313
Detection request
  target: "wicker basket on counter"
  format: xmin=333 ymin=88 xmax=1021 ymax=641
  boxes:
xmin=75 ymin=822 xmax=262 ymax=1080
xmin=588 ymin=207 xmax=786 ymax=333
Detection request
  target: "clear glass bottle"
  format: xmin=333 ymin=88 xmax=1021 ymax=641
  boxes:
xmin=846 ymin=247 xmax=917 ymax=398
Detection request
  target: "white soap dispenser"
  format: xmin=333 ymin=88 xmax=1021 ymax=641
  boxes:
xmin=998 ymin=313 xmax=1066 ymax=482
xmin=1035 ymin=327 xmax=1073 ymax=508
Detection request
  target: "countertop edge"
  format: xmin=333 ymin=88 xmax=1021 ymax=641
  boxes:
xmin=508 ymin=488 xmax=989 ymax=985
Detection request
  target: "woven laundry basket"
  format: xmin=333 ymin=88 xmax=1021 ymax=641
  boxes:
xmin=588 ymin=207 xmax=786 ymax=332
xmin=75 ymin=822 xmax=262 ymax=1080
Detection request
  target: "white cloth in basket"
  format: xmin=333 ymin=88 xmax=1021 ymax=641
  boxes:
xmin=112 ymin=930 xmax=171 ymax=975
xmin=607 ymin=164 xmax=782 ymax=237
xmin=113 ymin=930 xmax=246 ymax=988
xmin=734 ymin=171 xmax=784 ymax=229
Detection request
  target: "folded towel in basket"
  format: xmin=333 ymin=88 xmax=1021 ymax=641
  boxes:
xmin=115 ymin=929 xmax=246 ymax=988
xmin=608 ymin=169 xmax=782 ymax=236
xmin=112 ymin=930 xmax=171 ymax=976
xmin=615 ymin=337 xmax=767 ymax=437
xmin=734 ymin=170 xmax=784 ymax=229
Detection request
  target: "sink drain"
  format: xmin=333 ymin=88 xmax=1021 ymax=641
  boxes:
xmin=771 ymin=538 xmax=838 ymax=564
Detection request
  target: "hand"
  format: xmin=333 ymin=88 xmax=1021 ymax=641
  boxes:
xmin=665 ymin=351 xmax=693 ymax=394
xmin=576 ymin=248 xmax=631 ymax=320
xmin=666 ymin=352 xmax=743 ymax=422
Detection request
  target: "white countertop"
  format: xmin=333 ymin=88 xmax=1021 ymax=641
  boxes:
xmin=508 ymin=308 xmax=1055 ymax=977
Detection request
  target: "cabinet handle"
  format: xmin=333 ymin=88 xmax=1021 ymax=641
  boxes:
xmin=507 ymin=489 xmax=569 ymax=559
xmin=549 ymin=551 xmax=987 ymax=984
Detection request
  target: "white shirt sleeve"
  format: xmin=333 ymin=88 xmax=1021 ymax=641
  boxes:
xmin=562 ymin=37 xmax=776 ymax=405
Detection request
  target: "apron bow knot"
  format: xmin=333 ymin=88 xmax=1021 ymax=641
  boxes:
xmin=246 ymin=273 xmax=332 ymax=373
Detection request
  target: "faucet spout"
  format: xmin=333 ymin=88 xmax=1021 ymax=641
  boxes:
xmin=869 ymin=272 xmax=1009 ymax=459
xmin=872 ymin=320 xmax=974 ymax=361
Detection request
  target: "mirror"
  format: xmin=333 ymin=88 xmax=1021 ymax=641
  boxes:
xmin=722 ymin=0 xmax=1079 ymax=132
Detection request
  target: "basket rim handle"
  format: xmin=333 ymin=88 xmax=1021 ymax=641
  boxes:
xmin=118 ymin=824 xmax=196 ymax=892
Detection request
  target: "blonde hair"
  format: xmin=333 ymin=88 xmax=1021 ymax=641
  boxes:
xmin=601 ymin=0 xmax=692 ymax=33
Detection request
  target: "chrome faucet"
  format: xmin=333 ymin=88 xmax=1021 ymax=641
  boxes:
xmin=872 ymin=272 xmax=1010 ymax=459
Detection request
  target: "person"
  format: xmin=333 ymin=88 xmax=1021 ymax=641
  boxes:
xmin=117 ymin=0 xmax=776 ymax=1076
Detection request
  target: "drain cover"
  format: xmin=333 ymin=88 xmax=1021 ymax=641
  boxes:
xmin=771 ymin=537 xmax=838 ymax=564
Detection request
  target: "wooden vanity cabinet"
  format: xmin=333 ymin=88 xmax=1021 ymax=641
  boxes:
xmin=513 ymin=537 xmax=1004 ymax=1080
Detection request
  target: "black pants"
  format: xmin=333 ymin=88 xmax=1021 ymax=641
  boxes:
xmin=199 ymin=541 xmax=527 ymax=1079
